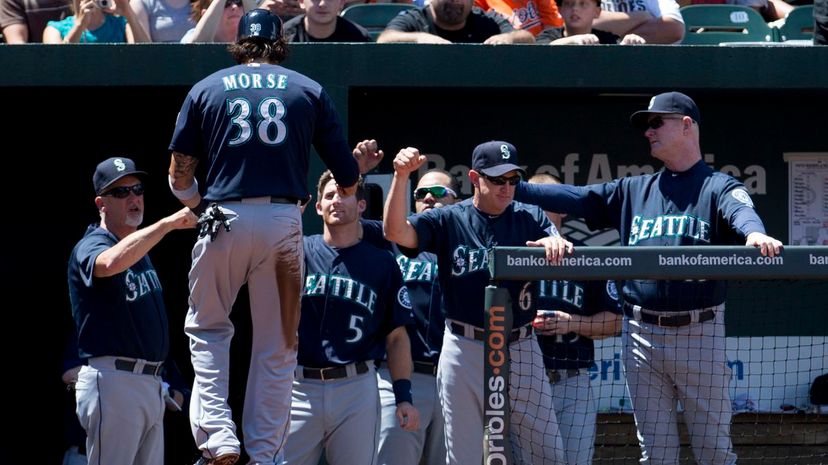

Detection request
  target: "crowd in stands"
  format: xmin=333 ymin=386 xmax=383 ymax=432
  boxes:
xmin=1 ymin=0 xmax=824 ymax=44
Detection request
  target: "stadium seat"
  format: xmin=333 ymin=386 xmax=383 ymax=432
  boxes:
xmin=341 ymin=3 xmax=417 ymax=40
xmin=778 ymin=5 xmax=814 ymax=41
xmin=680 ymin=4 xmax=776 ymax=44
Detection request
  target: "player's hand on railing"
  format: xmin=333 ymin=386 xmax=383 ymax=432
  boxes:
xmin=353 ymin=139 xmax=384 ymax=174
xmin=746 ymin=232 xmax=783 ymax=257
xmin=392 ymin=147 xmax=426 ymax=177
xmin=526 ymin=235 xmax=573 ymax=265
xmin=396 ymin=402 xmax=420 ymax=432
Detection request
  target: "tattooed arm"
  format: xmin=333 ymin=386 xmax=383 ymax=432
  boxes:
xmin=168 ymin=152 xmax=202 ymax=210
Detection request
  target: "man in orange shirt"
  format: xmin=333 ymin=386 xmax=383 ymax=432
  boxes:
xmin=474 ymin=0 xmax=562 ymax=38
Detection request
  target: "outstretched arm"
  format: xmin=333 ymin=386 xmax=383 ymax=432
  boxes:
xmin=94 ymin=208 xmax=197 ymax=277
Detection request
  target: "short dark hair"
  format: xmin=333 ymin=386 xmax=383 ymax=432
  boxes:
xmin=317 ymin=170 xmax=365 ymax=200
xmin=421 ymin=168 xmax=460 ymax=193
xmin=228 ymin=37 xmax=289 ymax=65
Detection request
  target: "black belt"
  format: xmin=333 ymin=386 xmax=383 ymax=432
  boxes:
xmin=114 ymin=359 xmax=163 ymax=376
xmin=413 ymin=360 xmax=438 ymax=376
xmin=449 ymin=321 xmax=532 ymax=343
xmin=301 ymin=361 xmax=370 ymax=381
xmin=624 ymin=302 xmax=717 ymax=327
xmin=546 ymin=368 xmax=582 ymax=384
xmin=266 ymin=196 xmax=301 ymax=205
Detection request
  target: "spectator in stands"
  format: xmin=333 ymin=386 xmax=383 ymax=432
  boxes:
xmin=377 ymin=0 xmax=536 ymax=43
xmin=551 ymin=0 xmax=645 ymax=44
xmin=0 ymin=0 xmax=70 ymax=42
xmin=180 ymin=0 xmax=256 ymax=43
xmin=42 ymin=0 xmax=149 ymax=43
xmin=262 ymin=0 xmax=307 ymax=19
xmin=128 ymin=0 xmax=194 ymax=42
xmin=283 ymin=0 xmax=372 ymax=41
xmin=676 ymin=0 xmax=792 ymax=23
xmin=473 ymin=0 xmax=564 ymax=41
xmin=817 ymin=0 xmax=828 ymax=44
xmin=591 ymin=0 xmax=683 ymax=44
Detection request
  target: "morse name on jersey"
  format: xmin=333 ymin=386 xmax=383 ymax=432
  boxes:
xmin=629 ymin=214 xmax=710 ymax=245
xmin=396 ymin=255 xmax=437 ymax=283
xmin=304 ymin=273 xmax=378 ymax=313
xmin=125 ymin=268 xmax=162 ymax=302
xmin=222 ymin=72 xmax=289 ymax=92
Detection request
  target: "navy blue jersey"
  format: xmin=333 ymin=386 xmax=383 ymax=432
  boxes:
xmin=515 ymin=160 xmax=767 ymax=311
xmin=67 ymin=224 xmax=168 ymax=361
xmin=299 ymin=235 xmax=413 ymax=367
xmin=362 ymin=219 xmax=444 ymax=364
xmin=408 ymin=199 xmax=557 ymax=329
xmin=536 ymin=245 xmax=622 ymax=369
xmin=169 ymin=62 xmax=359 ymax=201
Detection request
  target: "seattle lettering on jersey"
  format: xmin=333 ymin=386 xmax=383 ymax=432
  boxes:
xmin=125 ymin=269 xmax=162 ymax=302
xmin=629 ymin=214 xmax=711 ymax=245
xmin=304 ymin=273 xmax=378 ymax=313
xmin=451 ymin=245 xmax=489 ymax=277
xmin=396 ymin=255 xmax=437 ymax=283
xmin=222 ymin=73 xmax=289 ymax=92
xmin=538 ymin=280 xmax=584 ymax=309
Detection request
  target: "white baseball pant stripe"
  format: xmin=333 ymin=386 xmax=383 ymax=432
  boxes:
xmin=186 ymin=201 xmax=303 ymax=464
xmin=437 ymin=326 xmax=566 ymax=465
xmin=283 ymin=367 xmax=380 ymax=465
xmin=623 ymin=309 xmax=737 ymax=465
xmin=377 ymin=368 xmax=447 ymax=465
xmin=74 ymin=359 xmax=165 ymax=465
xmin=549 ymin=372 xmax=596 ymax=465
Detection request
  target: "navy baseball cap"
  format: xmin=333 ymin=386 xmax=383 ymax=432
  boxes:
xmin=472 ymin=141 xmax=526 ymax=177
xmin=630 ymin=92 xmax=701 ymax=130
xmin=93 ymin=157 xmax=147 ymax=195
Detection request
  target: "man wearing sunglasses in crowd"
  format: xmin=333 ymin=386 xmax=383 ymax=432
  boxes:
xmin=513 ymin=92 xmax=783 ymax=465
xmin=383 ymin=141 xmax=572 ymax=464
xmin=67 ymin=157 xmax=197 ymax=465
xmin=360 ymin=167 xmax=458 ymax=465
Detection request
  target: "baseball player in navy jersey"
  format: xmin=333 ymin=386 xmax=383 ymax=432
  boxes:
xmin=528 ymin=173 xmax=623 ymax=465
xmin=384 ymin=142 xmax=572 ymax=465
xmin=67 ymin=157 xmax=197 ymax=465
xmin=283 ymin=170 xmax=419 ymax=465
xmin=361 ymin=168 xmax=458 ymax=465
xmin=167 ymin=9 xmax=364 ymax=465
xmin=515 ymin=92 xmax=783 ymax=465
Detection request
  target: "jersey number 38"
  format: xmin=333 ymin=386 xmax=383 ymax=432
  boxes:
xmin=227 ymin=97 xmax=287 ymax=146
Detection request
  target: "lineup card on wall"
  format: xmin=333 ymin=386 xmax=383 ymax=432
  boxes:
xmin=784 ymin=153 xmax=828 ymax=245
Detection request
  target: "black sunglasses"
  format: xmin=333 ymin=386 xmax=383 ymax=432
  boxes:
xmin=102 ymin=183 xmax=145 ymax=198
xmin=646 ymin=116 xmax=684 ymax=130
xmin=225 ymin=0 xmax=242 ymax=7
xmin=414 ymin=185 xmax=457 ymax=200
xmin=482 ymin=174 xmax=521 ymax=186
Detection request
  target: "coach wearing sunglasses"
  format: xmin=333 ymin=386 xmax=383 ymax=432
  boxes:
xmin=384 ymin=141 xmax=572 ymax=465
xmin=67 ymin=157 xmax=197 ymax=465
xmin=514 ymin=92 xmax=783 ymax=465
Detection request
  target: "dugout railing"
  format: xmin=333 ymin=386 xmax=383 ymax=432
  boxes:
xmin=483 ymin=245 xmax=828 ymax=465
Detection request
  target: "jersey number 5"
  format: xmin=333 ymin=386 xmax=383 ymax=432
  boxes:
xmin=346 ymin=315 xmax=364 ymax=343
xmin=226 ymin=97 xmax=287 ymax=146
